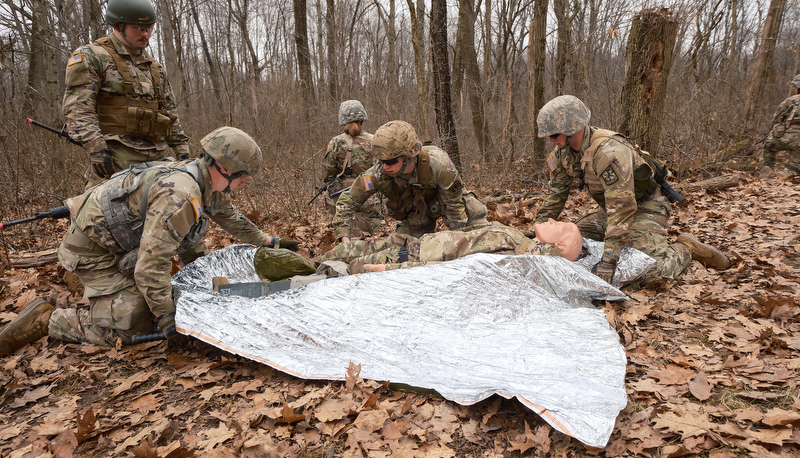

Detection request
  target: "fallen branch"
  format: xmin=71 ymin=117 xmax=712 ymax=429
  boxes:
xmin=673 ymin=174 xmax=742 ymax=193
xmin=9 ymin=248 xmax=58 ymax=268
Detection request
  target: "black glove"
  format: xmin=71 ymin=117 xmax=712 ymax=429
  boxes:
xmin=91 ymin=149 xmax=116 ymax=178
xmin=591 ymin=253 xmax=618 ymax=284
xmin=156 ymin=313 xmax=177 ymax=339
xmin=271 ymin=237 xmax=300 ymax=251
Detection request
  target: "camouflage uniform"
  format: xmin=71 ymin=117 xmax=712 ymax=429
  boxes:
xmin=536 ymin=127 xmax=690 ymax=284
xmin=63 ymin=33 xmax=190 ymax=187
xmin=321 ymin=132 xmax=382 ymax=236
xmin=51 ymin=159 xmax=272 ymax=346
xmin=764 ymin=93 xmax=800 ymax=175
xmin=333 ymin=145 xmax=488 ymax=239
xmin=320 ymin=222 xmax=557 ymax=273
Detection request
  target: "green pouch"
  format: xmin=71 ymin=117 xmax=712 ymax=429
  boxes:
xmin=254 ymin=247 xmax=316 ymax=281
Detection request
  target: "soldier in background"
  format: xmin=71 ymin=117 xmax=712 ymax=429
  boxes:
xmin=63 ymin=0 xmax=190 ymax=187
xmin=0 ymin=127 xmax=299 ymax=356
xmin=534 ymin=95 xmax=730 ymax=285
xmin=333 ymin=120 xmax=488 ymax=241
xmin=761 ymin=74 xmax=800 ymax=178
xmin=319 ymin=220 xmax=582 ymax=273
xmin=319 ymin=100 xmax=382 ymax=238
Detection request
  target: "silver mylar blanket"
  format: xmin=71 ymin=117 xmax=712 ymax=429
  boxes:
xmin=172 ymin=244 xmax=650 ymax=448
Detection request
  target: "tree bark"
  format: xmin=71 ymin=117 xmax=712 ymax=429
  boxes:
xmin=528 ymin=0 xmax=549 ymax=165
xmin=743 ymin=0 xmax=787 ymax=124
xmin=430 ymin=0 xmax=460 ymax=168
xmin=618 ymin=7 xmax=678 ymax=159
xmin=458 ymin=0 xmax=492 ymax=160
xmin=294 ymin=0 xmax=316 ymax=118
xmin=326 ymin=0 xmax=338 ymax=102
xmin=553 ymin=0 xmax=572 ymax=94
xmin=405 ymin=0 xmax=430 ymax=141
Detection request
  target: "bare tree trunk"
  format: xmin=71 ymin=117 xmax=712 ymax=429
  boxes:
xmin=294 ymin=0 xmax=316 ymax=118
xmin=326 ymin=0 xmax=338 ymax=102
xmin=376 ymin=0 xmax=397 ymax=91
xmin=458 ymin=0 xmax=492 ymax=160
xmin=406 ymin=0 xmax=430 ymax=141
xmin=189 ymin=0 xmax=223 ymax=107
xmin=25 ymin=0 xmax=57 ymax=121
xmin=553 ymin=0 xmax=572 ymax=94
xmin=743 ymin=0 xmax=787 ymax=123
xmin=727 ymin=0 xmax=738 ymax=102
xmin=82 ymin=0 xmax=104 ymax=42
xmin=231 ymin=0 xmax=262 ymax=116
xmin=483 ymin=0 xmax=492 ymax=88
xmin=618 ymin=8 xmax=678 ymax=159
xmin=528 ymin=0 xmax=549 ymax=165
xmin=430 ymin=0 xmax=460 ymax=168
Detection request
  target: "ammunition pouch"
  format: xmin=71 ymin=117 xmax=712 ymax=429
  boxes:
xmin=97 ymin=93 xmax=176 ymax=142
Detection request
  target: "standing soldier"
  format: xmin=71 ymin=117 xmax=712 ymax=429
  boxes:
xmin=319 ymin=100 xmax=382 ymax=238
xmin=761 ymin=74 xmax=800 ymax=177
xmin=0 ymin=127 xmax=299 ymax=356
xmin=63 ymin=0 xmax=190 ymax=187
xmin=333 ymin=120 xmax=488 ymax=241
xmin=534 ymin=95 xmax=730 ymax=285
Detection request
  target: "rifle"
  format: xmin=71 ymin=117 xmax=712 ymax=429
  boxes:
xmin=307 ymin=184 xmax=352 ymax=205
xmin=26 ymin=118 xmax=82 ymax=146
xmin=754 ymin=133 xmax=770 ymax=146
xmin=307 ymin=182 xmax=329 ymax=205
xmin=0 ymin=206 xmax=70 ymax=230
xmin=652 ymin=161 xmax=685 ymax=204
xmin=131 ymin=327 xmax=177 ymax=344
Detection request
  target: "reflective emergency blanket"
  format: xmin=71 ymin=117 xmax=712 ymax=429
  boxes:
xmin=173 ymin=245 xmax=630 ymax=448
xmin=578 ymin=238 xmax=656 ymax=287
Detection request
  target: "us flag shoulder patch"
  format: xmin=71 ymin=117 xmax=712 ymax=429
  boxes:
xmin=191 ymin=198 xmax=203 ymax=219
xmin=362 ymin=176 xmax=374 ymax=191
xmin=67 ymin=54 xmax=83 ymax=66
xmin=547 ymin=154 xmax=557 ymax=172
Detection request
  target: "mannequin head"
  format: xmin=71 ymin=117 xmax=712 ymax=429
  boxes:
xmin=534 ymin=219 xmax=582 ymax=261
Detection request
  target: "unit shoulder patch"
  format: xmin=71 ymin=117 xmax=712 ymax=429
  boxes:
xmin=600 ymin=164 xmax=619 ymax=186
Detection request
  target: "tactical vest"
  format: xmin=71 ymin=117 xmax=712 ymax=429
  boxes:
xmin=581 ymin=129 xmax=660 ymax=202
xmin=101 ymin=160 xmax=207 ymax=254
xmin=390 ymin=149 xmax=452 ymax=219
xmin=94 ymin=37 xmax=176 ymax=142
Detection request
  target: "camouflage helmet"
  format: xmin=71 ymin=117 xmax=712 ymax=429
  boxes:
xmin=338 ymin=100 xmax=368 ymax=125
xmin=536 ymin=95 xmax=591 ymax=138
xmin=201 ymin=127 xmax=263 ymax=176
xmin=372 ymin=120 xmax=422 ymax=161
xmin=790 ymin=75 xmax=800 ymax=88
xmin=105 ymin=0 xmax=157 ymax=26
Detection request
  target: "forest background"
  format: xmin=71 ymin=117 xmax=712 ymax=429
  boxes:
xmin=1 ymin=0 xmax=799 ymax=231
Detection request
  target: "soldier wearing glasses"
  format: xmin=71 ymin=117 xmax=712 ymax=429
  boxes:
xmin=333 ymin=120 xmax=488 ymax=241
xmin=63 ymin=0 xmax=190 ymax=187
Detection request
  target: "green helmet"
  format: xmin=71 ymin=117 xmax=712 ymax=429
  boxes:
xmin=537 ymin=95 xmax=591 ymax=138
xmin=338 ymin=100 xmax=368 ymax=125
xmin=201 ymin=127 xmax=263 ymax=176
xmin=790 ymin=75 xmax=800 ymax=88
xmin=372 ymin=120 xmax=422 ymax=160
xmin=105 ymin=0 xmax=157 ymax=26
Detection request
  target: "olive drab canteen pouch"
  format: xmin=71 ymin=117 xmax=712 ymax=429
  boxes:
xmin=101 ymin=160 xmax=206 ymax=255
xmin=253 ymin=247 xmax=317 ymax=282
xmin=95 ymin=37 xmax=175 ymax=142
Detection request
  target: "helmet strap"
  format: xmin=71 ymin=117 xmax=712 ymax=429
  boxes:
xmin=398 ymin=156 xmax=414 ymax=175
xmin=118 ymin=24 xmax=145 ymax=54
xmin=207 ymin=156 xmax=236 ymax=193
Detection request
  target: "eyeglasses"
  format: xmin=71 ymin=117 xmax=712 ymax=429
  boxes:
xmin=381 ymin=157 xmax=401 ymax=166
xmin=549 ymin=134 xmax=561 ymax=140
xmin=131 ymin=24 xmax=154 ymax=34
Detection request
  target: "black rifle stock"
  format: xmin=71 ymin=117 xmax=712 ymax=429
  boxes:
xmin=26 ymin=118 xmax=82 ymax=146
xmin=0 ymin=206 xmax=70 ymax=230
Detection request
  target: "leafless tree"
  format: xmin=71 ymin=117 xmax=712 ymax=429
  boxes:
xmin=430 ymin=0 xmax=460 ymax=166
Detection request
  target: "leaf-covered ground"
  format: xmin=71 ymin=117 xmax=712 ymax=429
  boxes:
xmin=1 ymin=172 xmax=798 ymax=457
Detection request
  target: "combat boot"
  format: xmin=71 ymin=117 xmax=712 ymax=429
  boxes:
xmin=0 ymin=298 xmax=54 ymax=357
xmin=675 ymin=233 xmax=730 ymax=270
